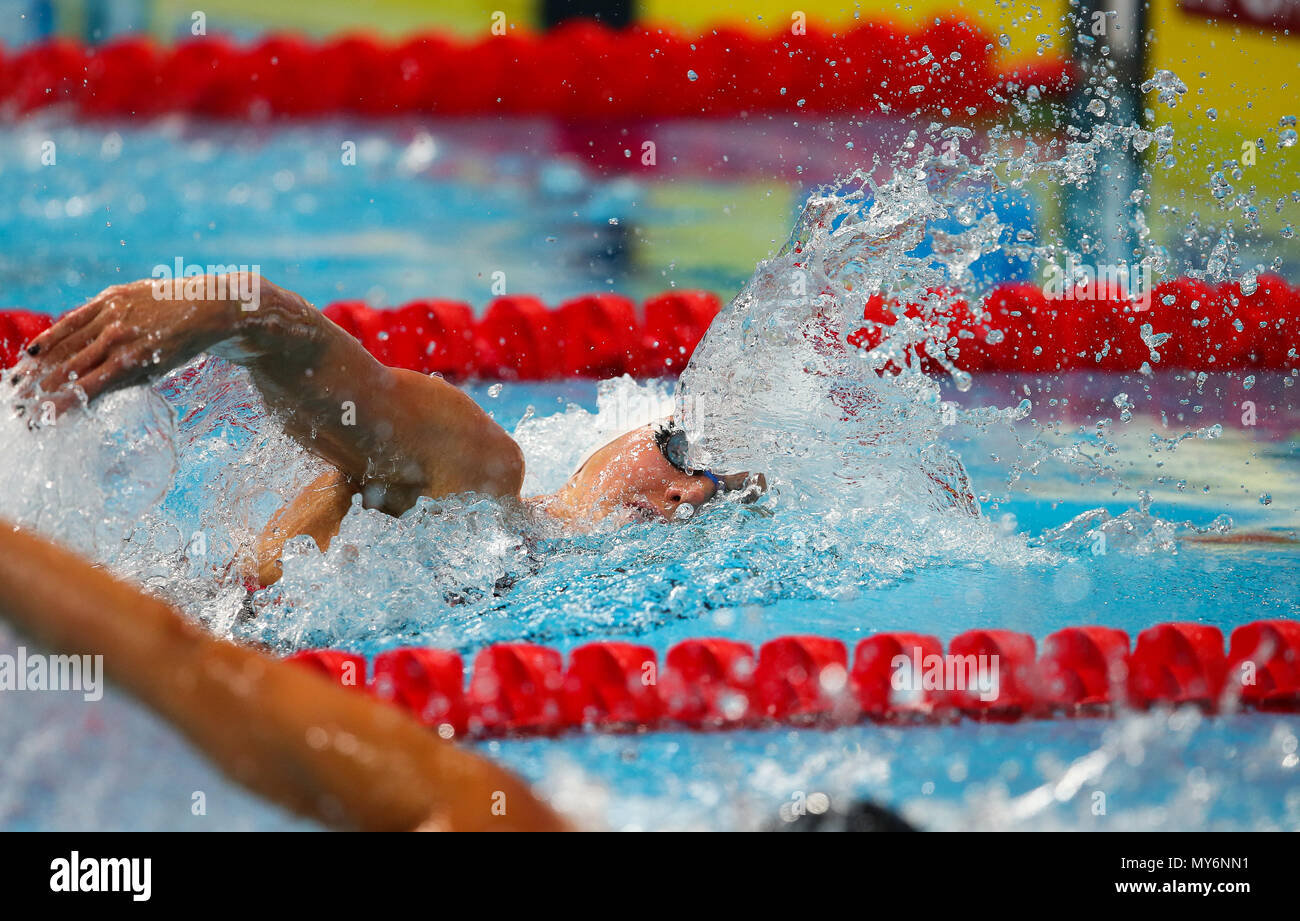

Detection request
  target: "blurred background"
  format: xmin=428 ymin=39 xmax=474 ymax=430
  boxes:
xmin=0 ymin=0 xmax=1295 ymax=313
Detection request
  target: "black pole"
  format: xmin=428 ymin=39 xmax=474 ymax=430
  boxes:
xmin=541 ymin=0 xmax=635 ymax=29
xmin=1063 ymin=0 xmax=1150 ymax=267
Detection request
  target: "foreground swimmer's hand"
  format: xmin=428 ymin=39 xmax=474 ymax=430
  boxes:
xmin=13 ymin=274 xmax=524 ymax=516
xmin=0 ymin=519 xmax=570 ymax=831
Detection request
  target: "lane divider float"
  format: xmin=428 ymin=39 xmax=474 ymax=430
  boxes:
xmin=284 ymin=619 xmax=1300 ymax=737
xmin=0 ymin=19 xmax=1067 ymax=121
xmin=3 ymin=276 xmax=1297 ymax=377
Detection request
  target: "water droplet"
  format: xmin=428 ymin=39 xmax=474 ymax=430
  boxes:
xmin=1140 ymin=69 xmax=1188 ymax=108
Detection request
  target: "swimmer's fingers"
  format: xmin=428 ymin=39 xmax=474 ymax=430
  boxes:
xmin=21 ymin=296 xmax=109 ymax=362
xmin=23 ymin=321 xmax=133 ymax=397
xmin=23 ymin=386 xmax=87 ymax=424
xmin=12 ymin=319 xmax=114 ymax=399
xmin=9 ymin=301 xmax=113 ymax=394
xmin=11 ymin=326 xmax=149 ymax=420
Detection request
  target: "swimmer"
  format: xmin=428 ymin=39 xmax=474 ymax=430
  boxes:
xmin=0 ymin=516 xmax=568 ymax=831
xmin=10 ymin=274 xmax=762 ymax=587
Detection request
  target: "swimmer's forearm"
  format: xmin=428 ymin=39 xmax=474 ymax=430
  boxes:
xmin=0 ymin=521 xmax=568 ymax=831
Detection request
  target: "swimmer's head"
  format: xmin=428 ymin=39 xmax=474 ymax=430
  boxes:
xmin=541 ymin=421 xmax=764 ymax=526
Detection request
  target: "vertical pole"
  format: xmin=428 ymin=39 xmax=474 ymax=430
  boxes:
xmin=1063 ymin=0 xmax=1149 ymax=268
xmin=541 ymin=0 xmax=634 ymax=29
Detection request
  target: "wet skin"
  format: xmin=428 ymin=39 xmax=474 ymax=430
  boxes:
xmin=11 ymin=274 xmax=727 ymax=585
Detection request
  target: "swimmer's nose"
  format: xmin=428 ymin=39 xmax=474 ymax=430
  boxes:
xmin=665 ymin=476 xmax=716 ymax=509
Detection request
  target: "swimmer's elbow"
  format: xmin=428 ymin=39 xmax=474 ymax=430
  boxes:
xmin=483 ymin=432 xmax=525 ymax=499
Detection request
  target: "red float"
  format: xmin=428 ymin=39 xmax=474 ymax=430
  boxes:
xmin=284 ymin=649 xmax=367 ymax=690
xmin=636 ymin=290 xmax=720 ymax=376
xmin=466 ymin=643 xmax=566 ymax=734
xmin=557 ymin=293 xmax=640 ymax=378
xmin=385 ymin=299 xmax=476 ymax=376
xmin=562 ymin=642 xmax=662 ymax=728
xmin=6 ymin=39 xmax=87 ymax=113
xmin=473 ymin=296 xmax=560 ymax=380
xmin=0 ymin=310 xmax=51 ymax=367
xmin=1225 ymin=620 xmax=1300 ymax=712
xmin=1037 ymin=626 xmax=1131 ymax=714
xmin=3 ymin=278 xmax=1298 ymax=377
xmin=974 ymin=283 xmax=1068 ymax=372
xmin=1128 ymin=622 xmax=1227 ymax=708
xmin=244 ymin=35 xmax=318 ymax=116
xmin=282 ymin=619 xmax=1300 ymax=736
xmin=658 ymin=637 xmax=756 ymax=727
xmin=946 ymin=629 xmax=1037 ymax=720
xmin=81 ymin=37 xmax=162 ymax=117
xmin=851 ymin=632 xmax=947 ymax=721
xmin=158 ymin=37 xmax=248 ymax=116
xmin=1 ymin=19 xmax=1039 ymax=121
xmin=753 ymin=635 xmax=851 ymax=723
xmin=371 ymin=647 xmax=467 ymax=733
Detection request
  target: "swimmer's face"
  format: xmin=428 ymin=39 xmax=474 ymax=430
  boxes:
xmin=562 ymin=426 xmax=719 ymax=523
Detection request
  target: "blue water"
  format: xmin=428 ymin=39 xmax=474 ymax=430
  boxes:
xmin=2 ymin=371 xmax=1296 ymax=831
xmin=457 ymin=378 xmax=1300 ymax=830
xmin=1 ymin=117 xmax=1298 ymax=830
xmin=0 ymin=115 xmax=1028 ymax=316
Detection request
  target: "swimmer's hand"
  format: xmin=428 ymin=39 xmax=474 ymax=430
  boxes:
xmin=11 ymin=274 xmax=293 ymax=416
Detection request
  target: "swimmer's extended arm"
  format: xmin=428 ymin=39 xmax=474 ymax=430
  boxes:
xmin=0 ymin=519 xmax=568 ymax=831
xmin=14 ymin=276 xmax=523 ymax=513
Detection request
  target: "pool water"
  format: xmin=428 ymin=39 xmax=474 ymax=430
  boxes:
xmin=472 ymin=375 xmax=1300 ymax=831
xmin=0 ymin=114 xmax=956 ymax=313
xmin=1 ymin=367 xmax=1296 ymax=831
xmin=1 ymin=116 xmax=1298 ymax=831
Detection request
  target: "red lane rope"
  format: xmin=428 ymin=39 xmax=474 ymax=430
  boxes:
xmin=3 ymin=277 xmax=1297 ymax=377
xmin=285 ymin=619 xmax=1300 ymax=736
xmin=0 ymin=20 xmax=1067 ymax=121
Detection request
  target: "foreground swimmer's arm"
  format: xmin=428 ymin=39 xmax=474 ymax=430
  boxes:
xmin=0 ymin=519 xmax=569 ymax=831
xmin=13 ymin=275 xmax=523 ymax=514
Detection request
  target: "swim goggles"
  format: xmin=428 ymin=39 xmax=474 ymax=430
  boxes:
xmin=653 ymin=421 xmax=747 ymax=495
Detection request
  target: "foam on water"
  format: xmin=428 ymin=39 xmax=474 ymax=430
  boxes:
xmin=0 ymin=66 xmax=1263 ymax=657
xmin=1 ymin=361 xmax=1036 ymax=656
xmin=240 ymin=370 xmax=1041 ymax=654
xmin=0 ymin=385 xmax=176 ymax=557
